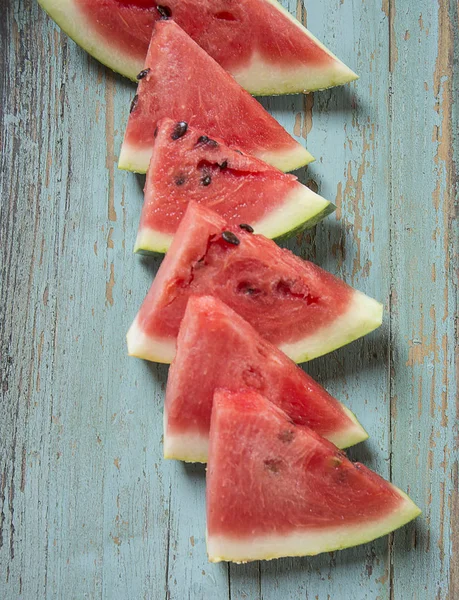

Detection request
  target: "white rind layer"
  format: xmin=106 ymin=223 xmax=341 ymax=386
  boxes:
xmin=255 ymin=145 xmax=314 ymax=173
xmin=134 ymin=183 xmax=334 ymax=254
xmin=279 ymin=290 xmax=384 ymax=363
xmin=207 ymin=493 xmax=421 ymax=563
xmin=127 ymin=291 xmax=383 ymax=365
xmin=126 ymin=317 xmax=176 ymax=364
xmin=163 ymin=409 xmax=208 ymax=463
xmin=118 ymin=145 xmax=153 ymax=174
xmin=331 ymin=407 xmax=369 ymax=449
xmin=119 ymin=142 xmax=313 ymax=175
xmin=38 ymin=0 xmax=142 ymax=80
xmin=234 ymin=53 xmax=358 ymax=97
xmin=253 ymin=183 xmax=333 ymax=239
xmin=135 ymin=229 xmax=173 ymax=255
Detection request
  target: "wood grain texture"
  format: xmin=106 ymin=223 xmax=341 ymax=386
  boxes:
xmin=0 ymin=1 xmax=457 ymax=599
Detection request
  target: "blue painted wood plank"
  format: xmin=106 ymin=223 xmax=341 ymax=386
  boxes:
xmin=1 ymin=3 xmax=171 ymax=598
xmin=389 ymin=1 xmax=458 ymax=598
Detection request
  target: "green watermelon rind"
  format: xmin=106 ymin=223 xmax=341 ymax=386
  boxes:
xmin=134 ymin=186 xmax=336 ymax=255
xmin=279 ymin=290 xmax=384 ymax=363
xmin=126 ymin=289 xmax=383 ymax=365
xmin=271 ymin=201 xmax=336 ymax=241
xmin=206 ymin=491 xmax=421 ymax=563
xmin=134 ymin=231 xmax=173 ymax=256
xmin=38 ymin=0 xmax=357 ymax=94
xmin=38 ymin=0 xmax=142 ymax=81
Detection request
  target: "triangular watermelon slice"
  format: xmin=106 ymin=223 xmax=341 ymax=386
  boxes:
xmin=136 ymin=118 xmax=335 ymax=254
xmin=118 ymin=20 xmax=313 ymax=174
xmin=165 ymin=295 xmax=367 ymax=462
xmin=127 ymin=202 xmax=383 ymax=364
xmin=38 ymin=0 xmax=358 ymax=95
xmin=206 ymin=389 xmax=421 ymax=563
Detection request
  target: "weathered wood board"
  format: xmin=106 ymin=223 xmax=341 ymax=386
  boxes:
xmin=0 ymin=1 xmax=457 ymax=598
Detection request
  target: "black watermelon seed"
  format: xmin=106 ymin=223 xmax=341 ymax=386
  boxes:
xmin=130 ymin=94 xmax=138 ymax=113
xmin=219 ymin=160 xmax=228 ymax=170
xmin=197 ymin=135 xmax=218 ymax=148
xmin=136 ymin=68 xmax=150 ymax=80
xmin=239 ymin=223 xmax=254 ymax=233
xmin=154 ymin=127 xmax=158 ymax=138
xmin=235 ymin=149 xmax=243 ymax=155
xmin=171 ymin=121 xmax=188 ymax=140
xmin=222 ymin=231 xmax=240 ymax=245
xmin=175 ymin=175 xmax=186 ymax=186
xmin=157 ymin=5 xmax=172 ymax=19
xmin=201 ymin=175 xmax=212 ymax=186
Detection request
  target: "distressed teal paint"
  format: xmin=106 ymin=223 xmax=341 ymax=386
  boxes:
xmin=389 ymin=2 xmax=459 ymax=599
xmin=0 ymin=1 xmax=457 ymax=600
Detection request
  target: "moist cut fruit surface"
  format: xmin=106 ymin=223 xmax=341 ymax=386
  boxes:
xmin=127 ymin=202 xmax=383 ymax=364
xmin=164 ymin=296 xmax=367 ymax=462
xmin=136 ymin=118 xmax=334 ymax=253
xmin=118 ymin=20 xmax=313 ymax=174
xmin=38 ymin=0 xmax=358 ymax=94
xmin=206 ymin=389 xmax=421 ymax=563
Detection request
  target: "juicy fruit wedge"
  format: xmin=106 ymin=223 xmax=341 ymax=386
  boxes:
xmin=136 ymin=118 xmax=335 ymax=254
xmin=206 ymin=389 xmax=421 ymax=563
xmin=38 ymin=0 xmax=358 ymax=95
xmin=118 ymin=20 xmax=313 ymax=174
xmin=127 ymin=202 xmax=383 ymax=364
xmin=164 ymin=295 xmax=367 ymax=463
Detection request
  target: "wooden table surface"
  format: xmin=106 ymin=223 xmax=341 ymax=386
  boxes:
xmin=1 ymin=1 xmax=458 ymax=598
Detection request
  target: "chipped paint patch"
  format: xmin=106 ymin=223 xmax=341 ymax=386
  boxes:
xmin=105 ymin=262 xmax=115 ymax=307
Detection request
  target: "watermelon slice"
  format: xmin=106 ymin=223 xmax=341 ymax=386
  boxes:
xmin=136 ymin=118 xmax=335 ymax=254
xmin=164 ymin=295 xmax=367 ymax=462
xmin=118 ymin=20 xmax=313 ymax=174
xmin=38 ymin=0 xmax=358 ymax=95
xmin=127 ymin=202 xmax=383 ymax=364
xmin=206 ymin=389 xmax=421 ymax=563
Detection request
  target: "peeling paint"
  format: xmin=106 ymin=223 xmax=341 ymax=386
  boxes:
xmin=105 ymin=262 xmax=115 ymax=307
xmin=107 ymin=227 xmax=114 ymax=249
xmin=293 ymin=112 xmax=302 ymax=138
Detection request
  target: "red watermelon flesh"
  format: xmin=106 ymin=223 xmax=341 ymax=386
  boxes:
xmin=164 ymin=295 xmax=367 ymax=463
xmin=127 ymin=202 xmax=383 ymax=364
xmin=206 ymin=389 xmax=421 ymax=562
xmin=118 ymin=20 xmax=313 ymax=174
xmin=39 ymin=0 xmax=357 ymax=94
xmin=136 ymin=118 xmax=334 ymax=253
